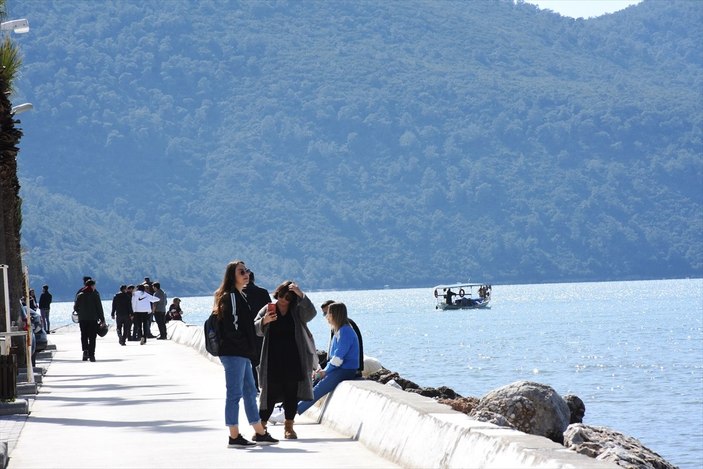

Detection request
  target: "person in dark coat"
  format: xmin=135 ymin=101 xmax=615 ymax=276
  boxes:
xmin=254 ymin=280 xmax=317 ymax=439
xmin=74 ymin=279 xmax=105 ymax=362
xmin=152 ymin=282 xmax=168 ymax=340
xmin=244 ymin=271 xmax=271 ymax=391
xmin=39 ymin=284 xmax=53 ymax=333
xmin=111 ymin=285 xmax=133 ymax=346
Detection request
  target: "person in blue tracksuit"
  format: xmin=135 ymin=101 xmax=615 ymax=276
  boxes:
xmin=297 ymin=302 xmax=359 ymax=414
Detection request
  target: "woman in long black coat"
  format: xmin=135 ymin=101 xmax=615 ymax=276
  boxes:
xmin=254 ymin=280 xmax=317 ymax=439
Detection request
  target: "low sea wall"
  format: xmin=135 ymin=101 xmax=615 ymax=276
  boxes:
xmin=167 ymin=321 xmax=617 ymax=469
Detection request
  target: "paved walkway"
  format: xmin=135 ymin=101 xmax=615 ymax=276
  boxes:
xmin=5 ymin=326 xmax=395 ymax=468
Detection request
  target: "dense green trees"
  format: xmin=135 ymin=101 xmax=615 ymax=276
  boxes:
xmin=10 ymin=0 xmax=703 ymax=299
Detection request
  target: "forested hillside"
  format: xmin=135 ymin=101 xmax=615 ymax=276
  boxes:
xmin=9 ymin=0 xmax=702 ymax=299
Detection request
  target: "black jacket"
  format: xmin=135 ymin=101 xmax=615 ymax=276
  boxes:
xmin=112 ymin=291 xmax=133 ymax=316
xmin=244 ymin=282 xmax=271 ymax=319
xmin=219 ymin=290 xmax=257 ymax=360
xmin=244 ymin=282 xmax=271 ymax=365
xmin=74 ymin=289 xmax=105 ymax=322
xmin=39 ymin=292 xmax=52 ymax=309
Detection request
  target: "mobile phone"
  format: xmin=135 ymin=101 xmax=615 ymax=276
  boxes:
xmin=267 ymin=303 xmax=276 ymax=315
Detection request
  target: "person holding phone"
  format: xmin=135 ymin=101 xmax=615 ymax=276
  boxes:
xmin=254 ymin=280 xmax=317 ymax=439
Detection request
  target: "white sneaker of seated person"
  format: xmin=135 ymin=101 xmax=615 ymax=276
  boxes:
xmin=268 ymin=404 xmax=285 ymax=424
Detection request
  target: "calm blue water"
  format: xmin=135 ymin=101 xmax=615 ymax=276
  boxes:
xmin=48 ymin=279 xmax=702 ymax=468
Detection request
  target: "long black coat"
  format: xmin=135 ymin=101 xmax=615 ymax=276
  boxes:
xmin=245 ymin=282 xmax=271 ymax=366
xmin=254 ymin=295 xmax=318 ymax=409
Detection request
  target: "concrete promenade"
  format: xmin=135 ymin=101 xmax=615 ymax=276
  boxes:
xmin=4 ymin=325 xmax=396 ymax=468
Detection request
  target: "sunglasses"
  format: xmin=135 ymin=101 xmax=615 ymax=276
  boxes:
xmin=278 ymin=292 xmax=295 ymax=301
xmin=237 ymin=268 xmax=250 ymax=276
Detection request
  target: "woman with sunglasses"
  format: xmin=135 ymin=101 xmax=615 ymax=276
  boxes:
xmin=297 ymin=302 xmax=360 ymax=415
xmin=213 ymin=260 xmax=278 ymax=448
xmin=254 ymin=280 xmax=317 ymax=439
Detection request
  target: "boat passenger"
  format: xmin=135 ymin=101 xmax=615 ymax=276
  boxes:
xmin=446 ymin=289 xmax=457 ymax=305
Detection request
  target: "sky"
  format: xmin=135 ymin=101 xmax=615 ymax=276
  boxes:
xmin=524 ymin=0 xmax=643 ymax=18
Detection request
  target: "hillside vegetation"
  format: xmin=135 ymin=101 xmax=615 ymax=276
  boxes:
xmin=10 ymin=0 xmax=703 ymax=299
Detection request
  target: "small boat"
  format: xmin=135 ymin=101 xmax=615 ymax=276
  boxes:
xmin=433 ymin=283 xmax=492 ymax=310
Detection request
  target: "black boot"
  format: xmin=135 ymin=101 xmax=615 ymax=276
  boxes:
xmin=89 ymin=355 xmax=96 ymax=362
xmin=82 ymin=351 xmax=88 ymax=361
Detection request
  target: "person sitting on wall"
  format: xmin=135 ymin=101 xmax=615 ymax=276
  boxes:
xmin=166 ymin=298 xmax=183 ymax=322
xmin=297 ymin=302 xmax=360 ymax=415
xmin=320 ymin=300 xmax=364 ymax=378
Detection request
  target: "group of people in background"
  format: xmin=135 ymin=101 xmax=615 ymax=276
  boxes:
xmin=110 ymin=277 xmax=185 ymax=346
xmin=211 ymin=260 xmax=364 ymax=448
xmin=72 ymin=276 xmax=185 ymax=361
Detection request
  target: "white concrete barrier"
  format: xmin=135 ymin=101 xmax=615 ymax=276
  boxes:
xmin=167 ymin=320 xmax=221 ymax=365
xmin=168 ymin=321 xmax=617 ymax=469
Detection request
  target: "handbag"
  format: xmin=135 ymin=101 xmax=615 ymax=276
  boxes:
xmin=96 ymin=320 xmax=109 ymax=337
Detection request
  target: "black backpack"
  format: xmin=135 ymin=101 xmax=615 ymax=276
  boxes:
xmin=204 ymin=313 xmax=222 ymax=356
xmin=204 ymin=293 xmax=237 ymax=356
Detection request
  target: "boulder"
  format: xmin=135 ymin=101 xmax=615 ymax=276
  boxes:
xmin=367 ymin=369 xmax=397 ymax=384
xmin=563 ymin=394 xmax=585 ymax=424
xmin=439 ymin=396 xmax=479 ymax=414
xmin=394 ymin=376 xmax=421 ymax=390
xmin=362 ymin=356 xmax=383 ymax=376
xmin=470 ymin=409 xmax=517 ymax=429
xmin=564 ymin=423 xmax=677 ymax=469
xmin=473 ymin=380 xmax=570 ymax=443
xmin=406 ymin=385 xmax=459 ymax=399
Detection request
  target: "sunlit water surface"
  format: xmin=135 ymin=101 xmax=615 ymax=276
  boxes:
xmin=48 ymin=279 xmax=702 ymax=468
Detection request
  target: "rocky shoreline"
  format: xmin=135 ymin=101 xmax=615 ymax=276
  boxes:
xmin=362 ymin=362 xmax=677 ymax=469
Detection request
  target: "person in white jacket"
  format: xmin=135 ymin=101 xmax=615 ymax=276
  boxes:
xmin=131 ymin=284 xmax=160 ymax=345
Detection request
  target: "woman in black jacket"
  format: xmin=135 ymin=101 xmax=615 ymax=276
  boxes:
xmin=213 ymin=260 xmax=278 ymax=448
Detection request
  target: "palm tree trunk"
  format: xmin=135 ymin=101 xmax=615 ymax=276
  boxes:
xmin=0 ymin=67 xmax=25 ymax=350
xmin=0 ymin=2 xmax=27 ymax=368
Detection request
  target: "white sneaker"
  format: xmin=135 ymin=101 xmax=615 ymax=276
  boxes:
xmin=269 ymin=404 xmax=285 ymax=424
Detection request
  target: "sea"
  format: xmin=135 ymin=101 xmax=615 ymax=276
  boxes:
xmin=46 ymin=278 xmax=702 ymax=468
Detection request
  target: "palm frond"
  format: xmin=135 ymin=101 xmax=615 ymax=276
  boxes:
xmin=0 ymin=36 xmax=22 ymax=92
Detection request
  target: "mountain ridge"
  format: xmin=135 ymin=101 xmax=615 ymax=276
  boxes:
xmin=10 ymin=0 xmax=702 ymax=299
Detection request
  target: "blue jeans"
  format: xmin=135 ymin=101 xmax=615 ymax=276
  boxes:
xmin=219 ymin=355 xmax=261 ymax=427
xmin=297 ymin=367 xmax=357 ymax=414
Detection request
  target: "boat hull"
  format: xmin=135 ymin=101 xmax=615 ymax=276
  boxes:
xmin=436 ymin=298 xmax=490 ymax=310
